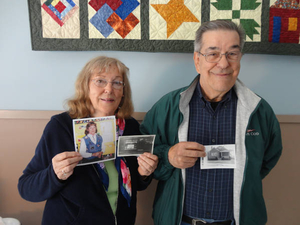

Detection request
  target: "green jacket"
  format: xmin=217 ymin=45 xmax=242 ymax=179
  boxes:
xmin=140 ymin=75 xmax=282 ymax=225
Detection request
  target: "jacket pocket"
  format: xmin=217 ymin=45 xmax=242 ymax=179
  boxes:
xmin=60 ymin=193 xmax=85 ymax=224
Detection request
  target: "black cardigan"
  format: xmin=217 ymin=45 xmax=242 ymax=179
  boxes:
xmin=18 ymin=112 xmax=151 ymax=225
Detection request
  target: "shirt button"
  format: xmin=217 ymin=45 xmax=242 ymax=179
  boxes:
xmin=212 ymin=139 xmax=216 ymax=143
xmin=208 ymin=189 xmax=213 ymax=192
xmin=206 ymin=212 xmax=211 ymax=216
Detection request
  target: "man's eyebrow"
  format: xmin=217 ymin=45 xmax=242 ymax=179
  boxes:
xmin=206 ymin=46 xmax=219 ymax=51
xmin=205 ymin=45 xmax=241 ymax=51
xmin=230 ymin=45 xmax=241 ymax=50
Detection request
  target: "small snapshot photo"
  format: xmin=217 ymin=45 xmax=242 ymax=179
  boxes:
xmin=117 ymin=135 xmax=155 ymax=157
xmin=201 ymin=144 xmax=236 ymax=169
xmin=73 ymin=116 xmax=116 ymax=166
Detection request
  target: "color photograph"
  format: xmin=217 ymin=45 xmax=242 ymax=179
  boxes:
xmin=73 ymin=116 xmax=116 ymax=165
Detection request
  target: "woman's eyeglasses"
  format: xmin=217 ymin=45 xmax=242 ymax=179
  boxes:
xmin=91 ymin=78 xmax=125 ymax=90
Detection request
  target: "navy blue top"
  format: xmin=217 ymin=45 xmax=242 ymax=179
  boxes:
xmin=183 ymin=82 xmax=237 ymax=220
xmin=18 ymin=112 xmax=151 ymax=225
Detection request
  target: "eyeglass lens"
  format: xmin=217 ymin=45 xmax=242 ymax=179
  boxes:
xmin=205 ymin=51 xmax=240 ymax=63
xmin=93 ymin=79 xmax=124 ymax=89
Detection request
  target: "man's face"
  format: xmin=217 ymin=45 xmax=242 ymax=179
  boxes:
xmin=194 ymin=29 xmax=241 ymax=101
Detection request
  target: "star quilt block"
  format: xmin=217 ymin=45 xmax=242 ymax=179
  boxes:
xmin=149 ymin=0 xmax=201 ymax=40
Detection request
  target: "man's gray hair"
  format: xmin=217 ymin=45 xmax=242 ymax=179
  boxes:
xmin=194 ymin=20 xmax=246 ymax=52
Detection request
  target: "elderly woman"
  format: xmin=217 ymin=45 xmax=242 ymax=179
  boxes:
xmin=18 ymin=56 xmax=158 ymax=225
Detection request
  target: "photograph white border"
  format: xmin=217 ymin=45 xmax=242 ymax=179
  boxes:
xmin=117 ymin=135 xmax=155 ymax=157
xmin=73 ymin=116 xmax=116 ymax=166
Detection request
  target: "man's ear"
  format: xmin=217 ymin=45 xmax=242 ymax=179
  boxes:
xmin=193 ymin=52 xmax=201 ymax=74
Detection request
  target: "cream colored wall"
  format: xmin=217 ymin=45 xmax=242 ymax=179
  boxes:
xmin=262 ymin=116 xmax=300 ymax=225
xmin=0 ymin=111 xmax=299 ymax=225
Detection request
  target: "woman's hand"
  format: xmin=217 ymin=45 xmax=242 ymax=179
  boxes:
xmin=137 ymin=152 xmax=158 ymax=177
xmin=52 ymin=152 xmax=83 ymax=181
xmin=92 ymin=151 xmax=103 ymax=158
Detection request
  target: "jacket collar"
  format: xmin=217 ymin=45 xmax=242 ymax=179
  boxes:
xmin=179 ymin=75 xmax=261 ymax=113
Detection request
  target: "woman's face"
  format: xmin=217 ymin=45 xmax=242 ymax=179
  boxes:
xmin=89 ymin=65 xmax=124 ymax=117
xmin=88 ymin=125 xmax=96 ymax=135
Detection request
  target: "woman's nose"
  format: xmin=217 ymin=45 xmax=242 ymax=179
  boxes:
xmin=104 ymin=82 xmax=113 ymax=93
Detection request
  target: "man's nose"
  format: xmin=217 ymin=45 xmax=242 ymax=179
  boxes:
xmin=217 ymin=54 xmax=230 ymax=69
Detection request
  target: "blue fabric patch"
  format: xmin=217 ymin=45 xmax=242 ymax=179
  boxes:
xmin=66 ymin=0 xmax=76 ymax=7
xmin=95 ymin=163 xmax=109 ymax=190
xmin=115 ymin=0 xmax=140 ymax=20
xmin=48 ymin=4 xmax=62 ymax=20
xmin=60 ymin=3 xmax=73 ymax=17
xmin=90 ymin=4 xmax=114 ymax=38
xmin=272 ymin=16 xmax=281 ymax=43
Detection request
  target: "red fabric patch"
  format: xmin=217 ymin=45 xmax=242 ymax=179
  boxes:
xmin=42 ymin=3 xmax=64 ymax=26
xmin=89 ymin=0 xmax=123 ymax=11
xmin=107 ymin=12 xmax=139 ymax=38
xmin=269 ymin=8 xmax=300 ymax=43
xmin=55 ymin=1 xmax=66 ymax=13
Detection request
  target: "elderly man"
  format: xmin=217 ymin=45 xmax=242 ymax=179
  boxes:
xmin=140 ymin=20 xmax=282 ymax=225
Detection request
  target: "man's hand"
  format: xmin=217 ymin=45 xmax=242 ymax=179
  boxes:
xmin=168 ymin=142 xmax=206 ymax=169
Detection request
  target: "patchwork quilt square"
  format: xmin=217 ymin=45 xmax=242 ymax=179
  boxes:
xmin=210 ymin=0 xmax=262 ymax=42
xmin=269 ymin=0 xmax=300 ymax=44
xmin=88 ymin=0 xmax=141 ymax=39
xmin=41 ymin=0 xmax=80 ymax=38
xmin=149 ymin=0 xmax=201 ymax=40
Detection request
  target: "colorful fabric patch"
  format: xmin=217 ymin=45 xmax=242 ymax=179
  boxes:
xmin=41 ymin=0 xmax=79 ymax=38
xmin=89 ymin=0 xmax=141 ymax=39
xmin=120 ymin=158 xmax=132 ymax=197
xmin=269 ymin=0 xmax=300 ymax=43
xmin=149 ymin=0 xmax=201 ymax=40
xmin=210 ymin=0 xmax=262 ymax=42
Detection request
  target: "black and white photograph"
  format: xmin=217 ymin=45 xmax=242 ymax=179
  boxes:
xmin=201 ymin=144 xmax=236 ymax=169
xmin=117 ymin=135 xmax=156 ymax=157
xmin=73 ymin=116 xmax=116 ymax=166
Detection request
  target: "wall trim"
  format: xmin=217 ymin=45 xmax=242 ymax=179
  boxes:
xmin=0 ymin=110 xmax=146 ymax=122
xmin=0 ymin=110 xmax=299 ymax=124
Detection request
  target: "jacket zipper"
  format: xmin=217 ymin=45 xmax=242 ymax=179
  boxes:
xmin=238 ymin=100 xmax=261 ymax=224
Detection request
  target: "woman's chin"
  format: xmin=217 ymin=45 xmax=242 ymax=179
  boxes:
xmin=92 ymin=110 xmax=116 ymax=118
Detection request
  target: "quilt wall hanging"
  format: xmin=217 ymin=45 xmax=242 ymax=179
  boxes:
xmin=28 ymin=0 xmax=300 ymax=55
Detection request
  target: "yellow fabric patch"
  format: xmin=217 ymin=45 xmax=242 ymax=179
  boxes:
xmin=51 ymin=0 xmax=60 ymax=7
xmin=288 ymin=17 xmax=298 ymax=31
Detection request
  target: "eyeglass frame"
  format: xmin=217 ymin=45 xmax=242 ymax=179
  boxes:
xmin=91 ymin=78 xmax=125 ymax=90
xmin=198 ymin=50 xmax=242 ymax=63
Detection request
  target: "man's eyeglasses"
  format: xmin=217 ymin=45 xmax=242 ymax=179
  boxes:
xmin=91 ymin=78 xmax=125 ymax=90
xmin=198 ymin=51 xmax=242 ymax=63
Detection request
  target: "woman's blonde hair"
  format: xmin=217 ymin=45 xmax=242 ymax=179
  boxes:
xmin=67 ymin=56 xmax=134 ymax=119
